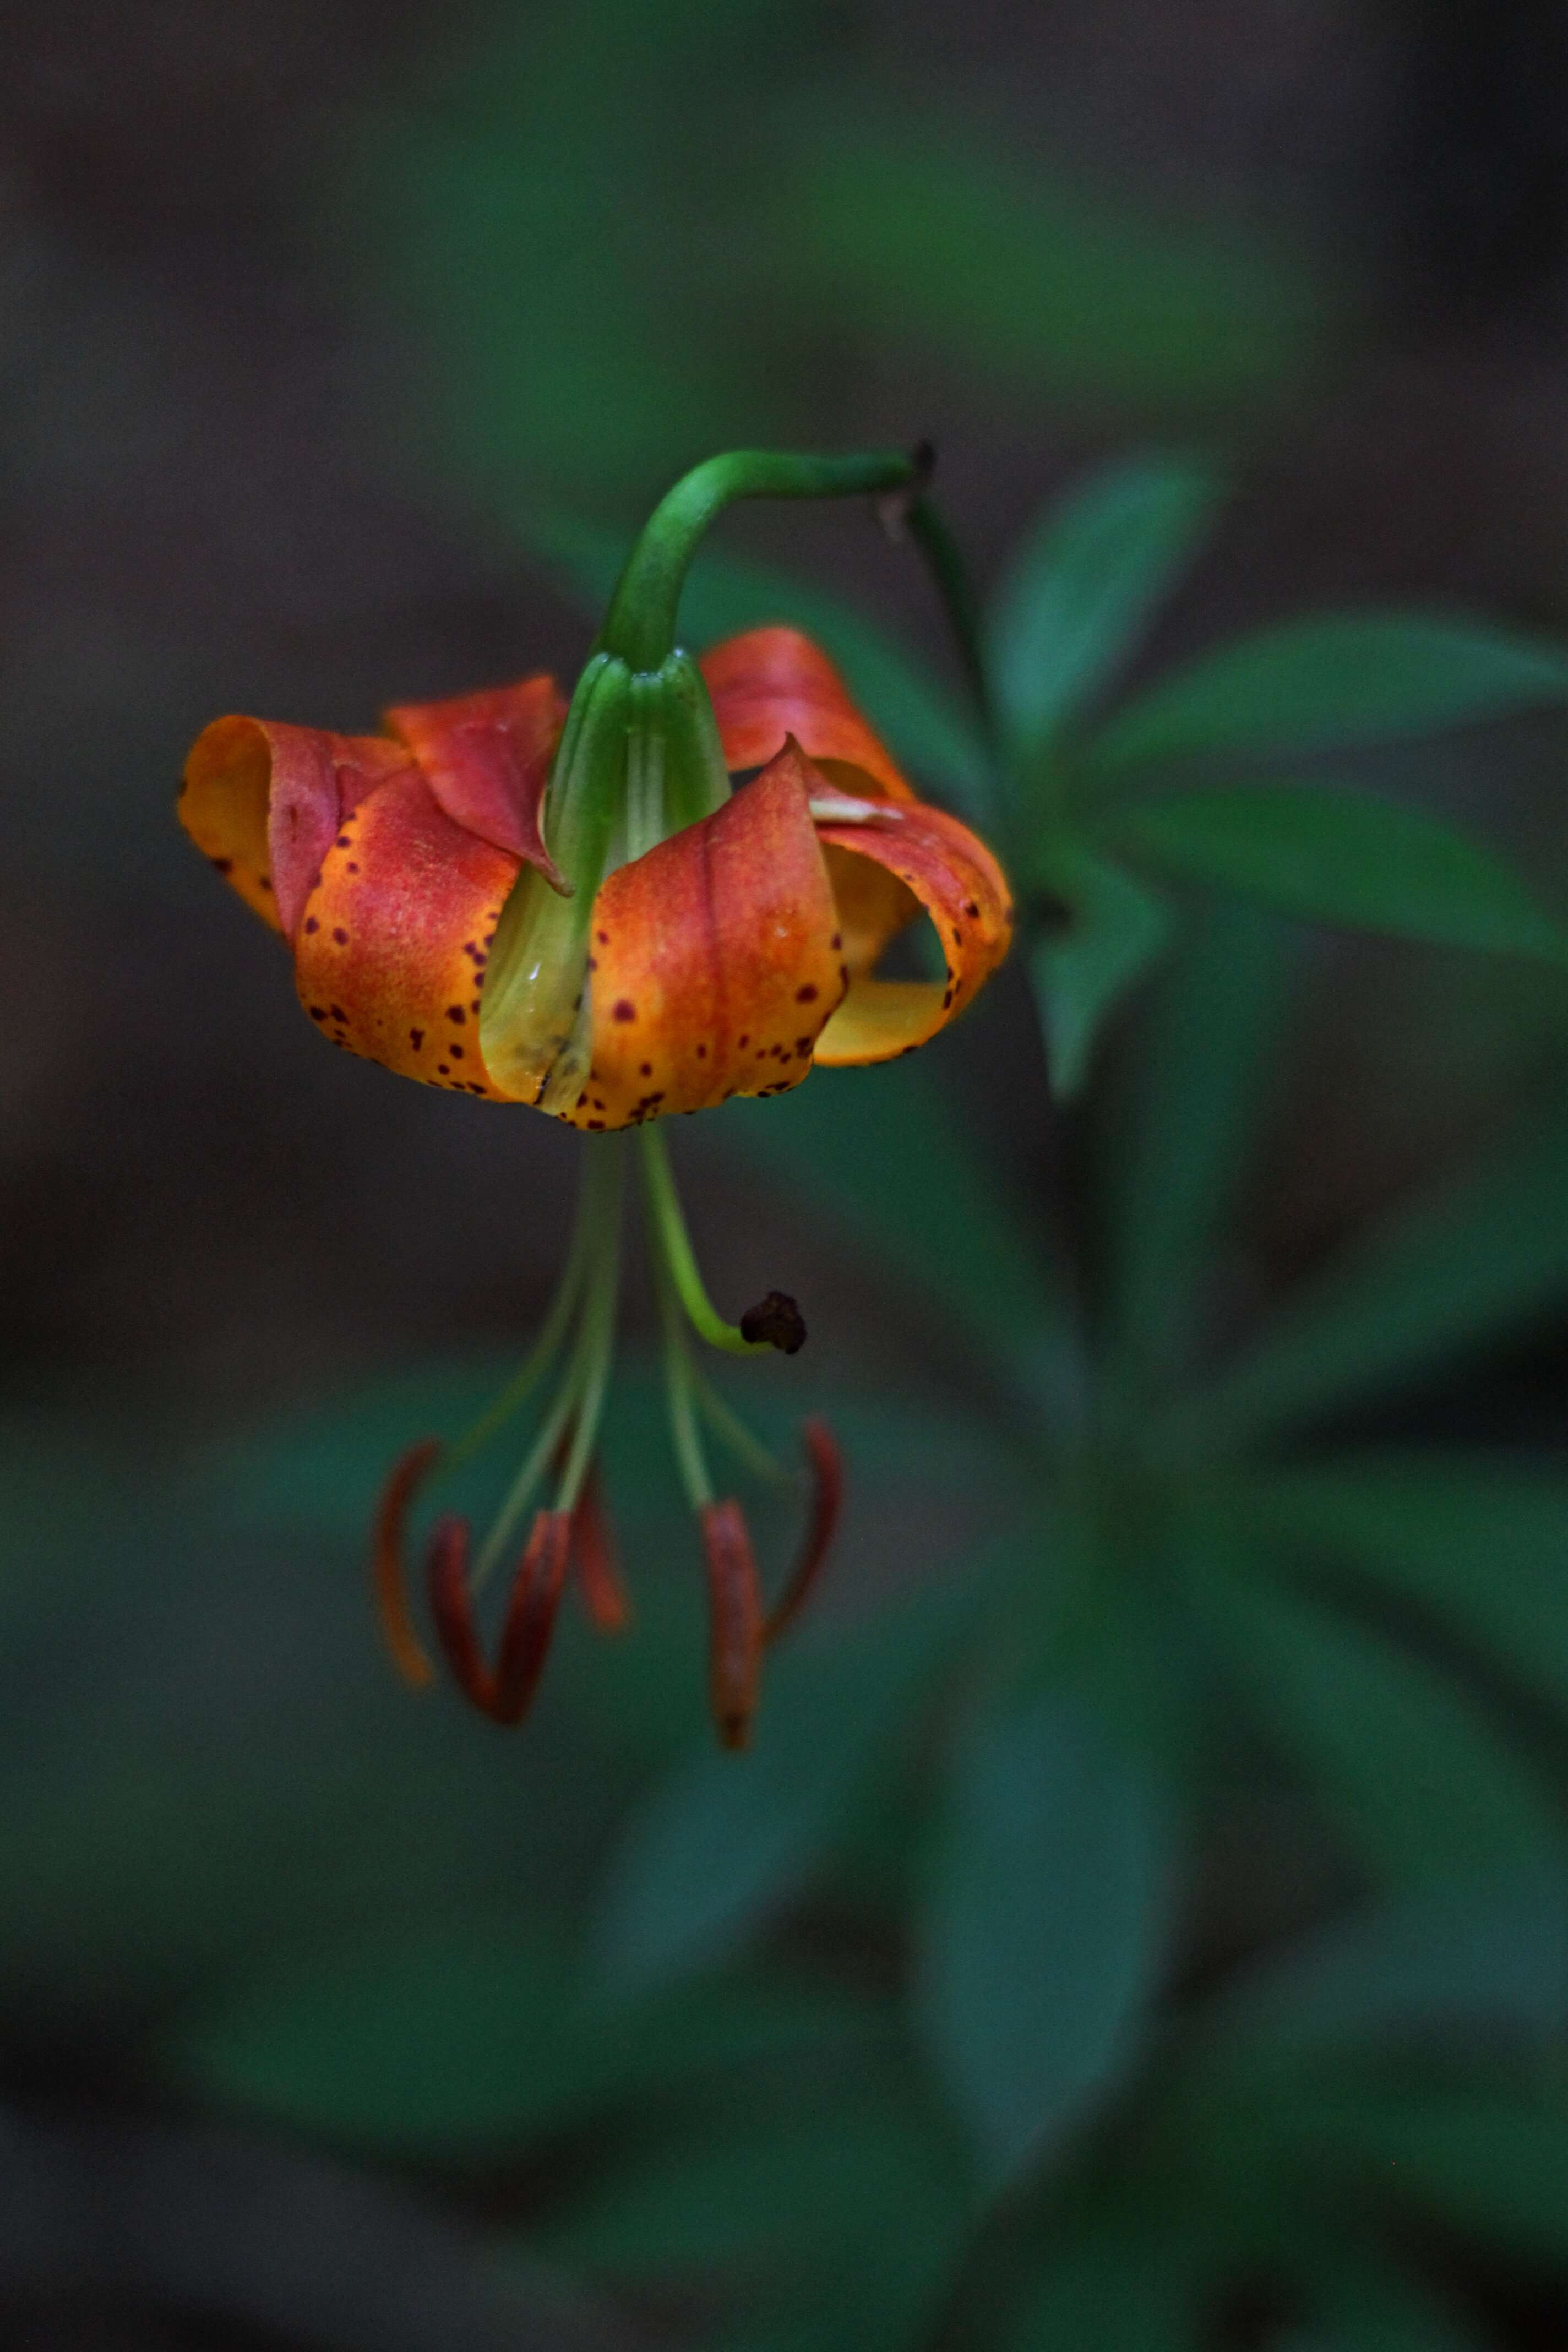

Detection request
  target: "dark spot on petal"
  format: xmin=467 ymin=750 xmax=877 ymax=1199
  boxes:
xmin=952 ymin=925 xmax=963 ymax=946
xmin=737 ymin=1033 xmax=749 ymax=1048
xmin=796 ymin=983 xmax=818 ymax=1004
xmin=332 ymin=927 xmax=349 ymax=945
xmin=612 ymin=998 xmax=636 ymax=1022
xmin=308 ymin=1006 xmax=327 ymax=1021
xmin=437 ymin=1063 xmax=450 ymax=1075
xmin=587 ymin=1118 xmax=606 ymax=1130
xmin=259 ymin=874 xmax=273 ymax=891
xmin=597 ymin=929 xmax=610 ymax=944
xmin=640 ymin=1061 xmax=652 ymax=1076
xmin=210 ymin=856 xmax=233 ymax=874
xmin=450 ymin=1043 xmax=465 ymax=1059
xmin=336 ymin=834 xmax=351 ymax=848
xmin=964 ymin=900 xmax=979 ymax=918
xmin=303 ymin=916 xmax=319 ymax=934
xmin=830 ymin=932 xmax=842 ymax=950
xmin=410 ymin=1028 xmax=424 ymax=1049
xmin=346 ymin=861 xmax=359 ymax=874
xmin=586 ymin=956 xmax=597 ymax=972
xmin=794 ymin=1036 xmax=813 ymax=1055
xmin=446 ymin=1006 xmax=466 ymax=1024
xmin=330 ymin=1005 xmax=346 ymax=1021
xmin=695 ymin=1043 xmax=706 ymax=1058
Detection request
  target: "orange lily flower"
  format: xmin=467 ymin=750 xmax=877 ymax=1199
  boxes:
xmin=180 ymin=627 xmax=1010 ymax=1119
xmin=181 ymin=448 xmax=1012 ymax=1747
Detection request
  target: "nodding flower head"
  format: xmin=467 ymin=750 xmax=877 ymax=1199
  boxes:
xmin=181 ymin=448 xmax=1010 ymax=1745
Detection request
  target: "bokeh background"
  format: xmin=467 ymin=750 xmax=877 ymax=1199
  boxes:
xmin=11 ymin=2 xmax=1568 ymax=2346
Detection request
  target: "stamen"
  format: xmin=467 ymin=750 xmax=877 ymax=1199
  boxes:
xmin=695 ymin=1374 xmax=793 ymax=1489
xmin=701 ymin=1498 xmax=764 ymax=1749
xmin=573 ymin=1466 xmax=631 ymax=1632
xmin=738 ymin=1289 xmax=807 ymax=1354
xmin=638 ymin=1126 xmax=791 ymax=1356
xmin=764 ymin=1417 xmax=843 ymax=1645
xmin=493 ymin=1509 xmax=573 ymax=1724
xmin=425 ymin=1513 xmax=497 ymax=1716
xmin=371 ymin=1439 xmax=442 ymax=1687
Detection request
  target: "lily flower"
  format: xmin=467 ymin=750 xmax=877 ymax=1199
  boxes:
xmin=181 ymin=448 xmax=1011 ymax=1746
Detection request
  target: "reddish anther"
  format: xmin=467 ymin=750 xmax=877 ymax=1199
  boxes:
xmin=425 ymin=1514 xmax=498 ymax=1715
xmin=493 ymin=1510 xmax=573 ymax=1724
xmin=701 ymin=1499 xmax=764 ymax=1750
xmin=764 ymin=1416 xmax=844 ymax=1646
xmin=572 ymin=1466 xmax=632 ymax=1633
xmin=372 ymin=1439 xmax=441 ymax=1687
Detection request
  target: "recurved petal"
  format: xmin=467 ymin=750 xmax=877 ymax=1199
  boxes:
xmin=180 ymin=715 xmax=410 ymax=939
xmin=560 ymin=744 xmax=846 ymax=1131
xmin=701 ymin=627 xmax=913 ymax=801
xmin=812 ymin=800 xmax=1013 ymax=1065
xmin=293 ymin=765 xmax=523 ymax=1098
xmin=386 ymin=676 xmax=568 ymax=886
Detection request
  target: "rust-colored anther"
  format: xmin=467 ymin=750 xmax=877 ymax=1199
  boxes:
xmin=493 ymin=1509 xmax=573 ymax=1725
xmin=701 ymin=1499 xmax=764 ymax=1750
xmin=426 ymin=1512 xmax=498 ymax=1715
xmin=572 ymin=1465 xmax=632 ymax=1634
xmin=739 ymin=1289 xmax=807 ymax=1354
xmin=764 ymin=1416 xmax=844 ymax=1646
xmin=371 ymin=1439 xmax=442 ymax=1687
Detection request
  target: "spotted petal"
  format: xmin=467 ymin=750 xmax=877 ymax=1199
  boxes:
xmin=180 ymin=717 xmax=410 ymax=940
xmin=293 ymin=767 xmax=523 ymax=1098
xmin=813 ymin=797 xmax=1013 ymax=1065
xmin=701 ymin=627 xmax=913 ymax=801
xmin=560 ymin=743 xmax=847 ymax=1130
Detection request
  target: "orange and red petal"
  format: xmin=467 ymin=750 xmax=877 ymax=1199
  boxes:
xmin=293 ymin=766 xmax=524 ymax=1098
xmin=812 ymin=800 xmax=1012 ymax=1065
xmin=701 ymin=627 xmax=913 ymax=802
xmin=560 ymin=744 xmax=847 ymax=1130
xmin=180 ymin=716 xmax=410 ymax=939
xmin=386 ymin=676 xmax=568 ymax=887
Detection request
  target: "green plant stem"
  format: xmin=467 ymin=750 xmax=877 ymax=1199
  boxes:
xmin=650 ymin=1236 xmax=714 ymax=1513
xmin=444 ymin=1175 xmax=595 ymax=1474
xmin=695 ymin=1372 xmax=793 ymax=1488
xmin=636 ymin=1126 xmax=767 ymax=1355
xmin=905 ymin=492 xmax=995 ymax=748
xmin=601 ymin=447 xmax=923 ymax=672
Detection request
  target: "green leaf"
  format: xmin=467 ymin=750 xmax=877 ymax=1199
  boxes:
xmin=1087 ymin=613 xmax=1568 ymax=776
xmin=596 ymin=1574 xmax=978 ymax=1992
xmin=1284 ymin=2086 xmax=1568 ymax=2274
xmin=530 ymin=510 xmax=989 ymax=812
xmin=915 ymin=1695 xmax=1168 ymax=2186
xmin=1188 ymin=1569 xmax=1560 ymax=1883
xmin=1096 ymin=899 xmax=1292 ymax=1401
xmin=542 ymin=2084 xmax=973 ymax=2352
xmin=1282 ymin=2250 xmax=1500 ymax=2352
xmin=1001 ymin=2216 xmax=1205 ymax=2348
xmin=1173 ymin=1093 xmax=1568 ymax=1451
xmin=1098 ymin=784 xmax=1565 ymax=959
xmin=1205 ymin=1859 xmax=1568 ymax=2067
xmin=988 ymin=453 xmax=1225 ymax=759
xmin=797 ymin=125 xmax=1326 ymax=412
xmin=168 ymin=1919 xmax=884 ymax=2160
xmin=1028 ymin=852 xmax=1175 ymax=1101
xmin=1225 ymin=1457 xmax=1568 ymax=1726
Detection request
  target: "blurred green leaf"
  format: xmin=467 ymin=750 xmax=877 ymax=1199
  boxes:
xmin=1001 ymin=2214 xmax=1204 ymax=2348
xmin=531 ymin=510 xmax=988 ymax=809
xmin=168 ymin=1919 xmax=883 ymax=2160
xmin=597 ymin=1572 xmax=978 ymax=1992
xmin=1225 ymin=1457 xmax=1568 ymax=1725
xmin=1096 ymin=899 xmax=1291 ymax=1402
xmin=1028 ymin=851 xmax=1175 ymax=1102
xmin=1086 ymin=613 xmax=1568 ymax=776
xmin=1189 ymin=1569 xmax=1561 ymax=1882
xmin=1284 ymin=2251 xmax=1500 ymax=2351
xmin=796 ymin=125 xmax=1326 ymax=411
xmin=1205 ymin=1859 xmax=1568 ymax=2068
xmin=1099 ymin=784 xmax=1565 ymax=958
xmin=543 ymin=2081 xmax=973 ymax=2352
xmin=1283 ymin=2086 xmax=1568 ymax=2274
xmin=1172 ymin=1094 xmax=1568 ymax=1451
xmin=988 ymin=453 xmax=1225 ymax=762
xmin=915 ymin=1694 xmax=1167 ymax=2186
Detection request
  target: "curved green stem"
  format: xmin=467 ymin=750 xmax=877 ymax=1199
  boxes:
xmin=553 ymin=1165 xmax=624 ymax=1515
xmin=905 ymin=493 xmax=995 ymax=748
xmin=637 ymin=1126 xmax=767 ymax=1355
xmin=651 ymin=1235 xmax=714 ymax=1513
xmin=601 ymin=447 xmax=923 ymax=672
xmin=444 ymin=1177 xmax=595 ymax=1475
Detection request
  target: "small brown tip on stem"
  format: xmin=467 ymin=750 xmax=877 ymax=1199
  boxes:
xmin=372 ymin=1439 xmax=442 ymax=1687
xmin=700 ymin=1499 xmax=764 ymax=1750
xmin=739 ymin=1289 xmax=807 ymax=1354
xmin=764 ymin=1417 xmax=844 ymax=1646
xmin=425 ymin=1513 xmax=497 ymax=1716
xmin=875 ymin=442 xmax=937 ymax=539
xmin=573 ymin=1466 xmax=632 ymax=1633
xmin=493 ymin=1510 xmax=573 ymax=1725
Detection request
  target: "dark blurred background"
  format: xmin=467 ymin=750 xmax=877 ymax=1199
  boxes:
xmin=10 ymin=2 xmax=1568 ymax=2346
